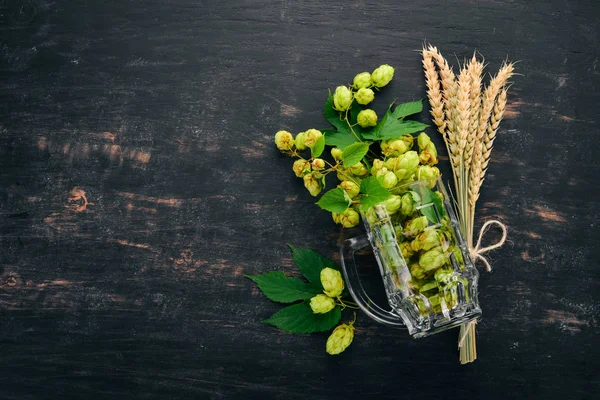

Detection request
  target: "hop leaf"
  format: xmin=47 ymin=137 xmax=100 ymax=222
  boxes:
xmin=263 ymin=301 xmax=341 ymax=333
xmin=359 ymin=177 xmax=391 ymax=211
xmin=316 ymin=188 xmax=352 ymax=213
xmin=245 ymin=272 xmax=322 ymax=303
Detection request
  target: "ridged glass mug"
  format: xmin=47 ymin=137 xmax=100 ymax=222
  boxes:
xmin=340 ymin=178 xmax=481 ymax=338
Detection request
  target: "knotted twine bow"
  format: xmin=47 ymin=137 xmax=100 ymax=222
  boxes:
xmin=469 ymin=220 xmax=508 ymax=272
xmin=458 ymin=220 xmax=508 ymax=349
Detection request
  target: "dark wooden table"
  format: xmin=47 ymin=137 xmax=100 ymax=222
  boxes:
xmin=1 ymin=1 xmax=598 ymax=398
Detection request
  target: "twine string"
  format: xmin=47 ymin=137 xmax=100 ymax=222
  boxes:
xmin=469 ymin=220 xmax=508 ymax=272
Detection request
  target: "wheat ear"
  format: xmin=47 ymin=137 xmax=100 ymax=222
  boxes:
xmin=428 ymin=45 xmax=461 ymax=175
xmin=422 ymin=48 xmax=446 ymax=136
xmin=476 ymin=62 xmax=514 ymax=144
xmin=481 ymin=88 xmax=507 ymax=176
xmin=456 ymin=67 xmax=471 ymax=161
xmin=465 ymin=55 xmax=483 ymax=170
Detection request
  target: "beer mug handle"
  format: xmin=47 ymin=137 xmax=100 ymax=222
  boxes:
xmin=340 ymin=236 xmax=405 ymax=328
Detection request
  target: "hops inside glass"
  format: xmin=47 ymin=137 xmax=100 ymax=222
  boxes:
xmin=340 ymin=178 xmax=481 ymax=338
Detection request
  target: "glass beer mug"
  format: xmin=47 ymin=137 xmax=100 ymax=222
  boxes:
xmin=340 ymin=178 xmax=481 ymax=338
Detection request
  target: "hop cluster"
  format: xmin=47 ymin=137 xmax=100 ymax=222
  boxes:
xmin=272 ymin=64 xmax=446 ymax=233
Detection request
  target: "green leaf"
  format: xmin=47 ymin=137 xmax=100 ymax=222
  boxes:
xmin=360 ymin=130 xmax=376 ymax=140
xmin=288 ymin=245 xmax=339 ymax=284
xmin=373 ymin=101 xmax=429 ymax=141
xmin=316 ymin=188 xmax=351 ymax=213
xmin=246 ymin=272 xmax=322 ymax=303
xmin=312 ymin=134 xmax=325 ymax=157
xmin=412 ymin=184 xmax=446 ymax=223
xmin=391 ymin=100 xmax=423 ymax=119
xmin=376 ymin=120 xmax=429 ymax=141
xmin=323 ymin=129 xmax=359 ymax=149
xmin=342 ymin=142 xmax=371 ymax=166
xmin=263 ymin=301 xmax=341 ymax=333
xmin=359 ymin=176 xmax=391 ymax=211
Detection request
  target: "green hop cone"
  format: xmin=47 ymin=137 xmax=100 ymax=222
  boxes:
xmin=311 ymin=158 xmax=325 ymax=171
xmin=333 ymin=86 xmax=353 ymax=112
xmin=295 ymin=132 xmax=307 ymax=151
xmin=417 ymin=132 xmax=432 ymax=151
xmin=274 ymin=130 xmax=295 ymax=151
xmin=379 ymin=170 xmax=398 ymax=189
xmin=332 ymin=212 xmax=341 ymax=224
xmin=400 ymin=191 xmax=420 ymax=216
xmin=381 ymin=135 xmax=414 ymax=157
xmin=417 ymin=165 xmax=440 ymax=189
xmin=417 ymin=132 xmax=438 ymax=165
xmin=326 ymin=322 xmax=355 ymax=355
xmin=404 ymin=215 xmax=429 ymax=237
xmin=340 ymin=208 xmax=360 ymax=228
xmin=434 ymin=267 xmax=455 ymax=285
xmin=350 ymin=162 xmax=368 ymax=177
xmin=411 ymin=229 xmax=441 ymax=252
xmin=353 ymin=72 xmax=372 ymax=89
xmin=381 ymin=194 xmax=401 ymax=215
xmin=371 ymin=159 xmax=385 ymax=176
xmin=320 ymin=267 xmax=345 ymax=298
xmin=410 ymin=262 xmax=429 ymax=280
xmin=293 ymin=159 xmax=311 ymax=178
xmin=453 ymin=246 xmax=465 ymax=265
xmin=303 ymin=173 xmax=323 ymax=197
xmin=336 ymin=167 xmax=350 ymax=182
xmin=357 ymin=109 xmax=378 ymax=128
xmin=354 ymin=88 xmax=375 ymax=105
xmin=331 ymin=147 xmax=343 ymax=161
xmin=310 ymin=294 xmax=336 ymax=314
xmin=419 ymin=246 xmax=447 ymax=271
xmin=338 ymin=180 xmax=360 ymax=199
xmin=392 ymin=151 xmax=420 ymax=181
xmin=304 ymin=129 xmax=323 ymax=149
xmin=442 ymin=282 xmax=459 ymax=309
xmin=371 ymin=64 xmax=395 ymax=88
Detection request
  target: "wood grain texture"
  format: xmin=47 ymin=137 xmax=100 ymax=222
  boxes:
xmin=1 ymin=0 xmax=599 ymax=398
